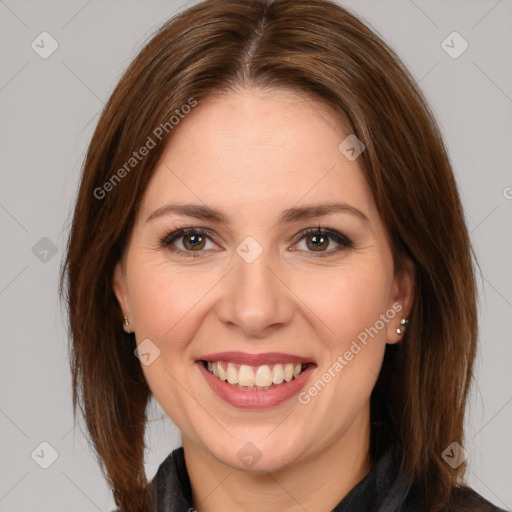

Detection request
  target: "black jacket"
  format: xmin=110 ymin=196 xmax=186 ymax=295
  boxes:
xmin=118 ymin=445 xmax=508 ymax=511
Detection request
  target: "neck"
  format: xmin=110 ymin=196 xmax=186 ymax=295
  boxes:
xmin=182 ymin=407 xmax=372 ymax=512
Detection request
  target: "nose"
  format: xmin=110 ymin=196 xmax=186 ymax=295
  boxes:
xmin=215 ymin=248 xmax=294 ymax=338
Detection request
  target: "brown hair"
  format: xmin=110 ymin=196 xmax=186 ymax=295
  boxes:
xmin=59 ymin=0 xmax=478 ymax=510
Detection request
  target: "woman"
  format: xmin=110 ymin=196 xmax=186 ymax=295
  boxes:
xmin=59 ymin=0 xmax=507 ymax=511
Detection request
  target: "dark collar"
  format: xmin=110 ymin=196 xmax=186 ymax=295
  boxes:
xmin=332 ymin=445 xmax=416 ymax=512
xmin=148 ymin=444 xmax=420 ymax=512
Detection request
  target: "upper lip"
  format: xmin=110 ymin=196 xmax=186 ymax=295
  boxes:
xmin=197 ymin=351 xmax=316 ymax=366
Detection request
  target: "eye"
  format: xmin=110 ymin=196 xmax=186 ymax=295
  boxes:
xmin=291 ymin=226 xmax=353 ymax=259
xmin=159 ymin=227 xmax=219 ymax=257
xmin=158 ymin=225 xmax=353 ymax=259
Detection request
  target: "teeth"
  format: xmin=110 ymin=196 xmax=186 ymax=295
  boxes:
xmin=217 ymin=361 xmax=227 ymax=381
xmin=254 ymin=365 xmax=272 ymax=387
xmin=205 ymin=361 xmax=307 ymax=389
xmin=239 ymin=364 xmax=255 ymax=386
xmin=272 ymin=364 xmax=284 ymax=384
xmin=226 ymin=363 xmax=238 ymax=384
xmin=284 ymin=363 xmax=294 ymax=382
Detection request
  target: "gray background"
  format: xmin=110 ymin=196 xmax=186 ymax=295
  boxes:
xmin=0 ymin=0 xmax=511 ymax=510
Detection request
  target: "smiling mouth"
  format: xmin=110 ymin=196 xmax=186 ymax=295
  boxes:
xmin=201 ymin=360 xmax=312 ymax=391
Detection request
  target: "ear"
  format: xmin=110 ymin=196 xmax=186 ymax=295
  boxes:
xmin=113 ymin=259 xmax=133 ymax=332
xmin=386 ymin=255 xmax=415 ymax=345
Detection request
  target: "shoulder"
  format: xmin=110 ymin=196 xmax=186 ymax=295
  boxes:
xmin=446 ymin=485 xmax=508 ymax=512
xmin=403 ymin=481 xmax=508 ymax=512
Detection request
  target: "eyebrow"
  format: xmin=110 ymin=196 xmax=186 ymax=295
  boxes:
xmin=146 ymin=201 xmax=370 ymax=225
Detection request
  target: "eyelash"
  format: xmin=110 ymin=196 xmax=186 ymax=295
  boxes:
xmin=158 ymin=225 xmax=353 ymax=259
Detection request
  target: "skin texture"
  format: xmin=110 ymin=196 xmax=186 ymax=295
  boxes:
xmin=113 ymin=87 xmax=414 ymax=512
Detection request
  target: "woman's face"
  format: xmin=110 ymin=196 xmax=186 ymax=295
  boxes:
xmin=114 ymin=87 xmax=413 ymax=472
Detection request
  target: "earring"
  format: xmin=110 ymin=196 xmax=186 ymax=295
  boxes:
xmin=396 ymin=318 xmax=409 ymax=335
xmin=123 ymin=316 xmax=131 ymax=333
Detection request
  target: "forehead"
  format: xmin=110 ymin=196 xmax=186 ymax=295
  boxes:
xmin=138 ymin=87 xmax=376 ymax=226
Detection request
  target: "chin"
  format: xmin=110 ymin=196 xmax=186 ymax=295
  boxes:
xmin=204 ymin=433 xmax=306 ymax=474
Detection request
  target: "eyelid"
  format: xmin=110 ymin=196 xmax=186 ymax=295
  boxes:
xmin=289 ymin=226 xmax=352 ymax=247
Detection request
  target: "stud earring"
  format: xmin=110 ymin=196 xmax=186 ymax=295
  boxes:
xmin=396 ymin=318 xmax=409 ymax=335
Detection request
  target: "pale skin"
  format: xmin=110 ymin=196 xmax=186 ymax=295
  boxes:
xmin=113 ymin=87 xmax=414 ymax=512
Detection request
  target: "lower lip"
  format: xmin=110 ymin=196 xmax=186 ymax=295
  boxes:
xmin=196 ymin=361 xmax=316 ymax=409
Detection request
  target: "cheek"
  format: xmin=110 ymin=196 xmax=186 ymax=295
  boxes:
xmin=293 ymin=259 xmax=392 ymax=349
xmin=126 ymin=257 xmax=215 ymax=343
xmin=301 ymin=267 xmax=391 ymax=410
xmin=125 ymin=259 xmax=206 ymax=417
